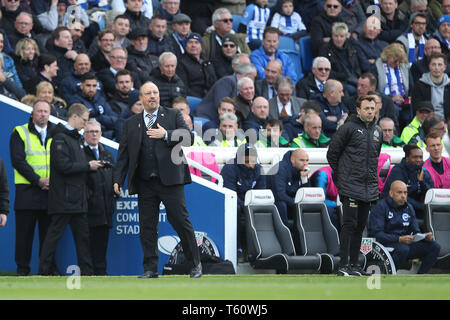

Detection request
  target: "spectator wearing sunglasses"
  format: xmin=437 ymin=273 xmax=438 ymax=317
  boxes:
xmin=296 ymin=56 xmax=331 ymax=100
xmin=202 ymin=8 xmax=251 ymax=61
xmin=212 ymin=33 xmax=239 ymax=80
xmin=310 ymin=0 xmax=345 ymax=57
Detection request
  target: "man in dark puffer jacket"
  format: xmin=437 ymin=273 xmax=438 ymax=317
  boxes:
xmin=148 ymin=52 xmax=186 ymax=108
xmin=327 ymin=95 xmax=382 ymax=276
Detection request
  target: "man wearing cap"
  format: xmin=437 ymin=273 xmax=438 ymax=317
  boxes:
xmin=433 ymin=14 xmax=450 ymax=56
xmin=147 ymin=14 xmax=175 ymax=57
xmin=401 ymin=100 xmax=435 ymax=145
xmin=126 ymin=28 xmax=159 ymax=86
xmin=221 ymin=143 xmax=266 ymax=262
xmin=177 ymin=33 xmax=217 ymax=98
xmin=170 ymin=13 xmax=192 ymax=58
xmin=412 ymin=52 xmax=450 ymax=120
xmin=211 ymin=33 xmax=240 ymax=80
xmin=396 ymin=13 xmax=429 ymax=67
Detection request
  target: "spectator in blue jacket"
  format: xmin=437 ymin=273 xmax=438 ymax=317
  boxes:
xmin=369 ymin=180 xmax=440 ymax=274
xmin=250 ymin=26 xmax=298 ymax=84
xmin=381 ymin=144 xmax=434 ymax=221
xmin=68 ymin=72 xmax=118 ymax=140
xmin=267 ymin=149 xmax=311 ymax=227
xmin=221 ymin=143 xmax=266 ymax=261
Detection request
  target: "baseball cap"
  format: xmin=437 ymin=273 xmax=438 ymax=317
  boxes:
xmin=128 ymin=28 xmax=148 ymax=40
xmin=222 ymin=33 xmax=238 ymax=46
xmin=173 ymin=13 xmax=192 ymax=24
xmin=415 ymin=101 xmax=434 ymax=113
xmin=186 ymin=33 xmax=203 ymax=46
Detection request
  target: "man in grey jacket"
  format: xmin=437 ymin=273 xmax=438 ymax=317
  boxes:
xmin=412 ymin=52 xmax=450 ymax=121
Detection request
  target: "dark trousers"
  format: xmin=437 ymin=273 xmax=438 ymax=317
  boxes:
xmin=15 ymin=209 xmax=51 ymax=275
xmin=38 ymin=213 xmax=93 ymax=275
xmin=387 ymin=240 xmax=441 ymax=274
xmin=89 ymin=225 xmax=110 ymax=276
xmin=339 ymin=196 xmax=372 ymax=266
xmin=137 ymin=177 xmax=200 ymax=273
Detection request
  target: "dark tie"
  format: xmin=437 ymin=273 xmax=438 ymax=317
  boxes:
xmin=146 ymin=113 xmax=155 ymax=129
xmin=92 ymin=147 xmax=99 ymax=160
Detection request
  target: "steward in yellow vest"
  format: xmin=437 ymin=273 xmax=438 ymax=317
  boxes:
xmin=9 ymin=100 xmax=56 ymax=276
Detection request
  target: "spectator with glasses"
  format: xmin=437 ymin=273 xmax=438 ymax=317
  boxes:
xmin=212 ymin=33 xmax=239 ymax=80
xmin=310 ymin=0 xmax=345 ymax=57
xmin=296 ymin=56 xmax=331 ymax=100
xmin=89 ymin=29 xmax=115 ymax=72
xmin=380 ymin=117 xmax=405 ymax=148
xmin=202 ymin=8 xmax=251 ymax=61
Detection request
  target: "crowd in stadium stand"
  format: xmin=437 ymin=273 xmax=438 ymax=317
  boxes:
xmin=2 ymin=0 xmax=450 ymax=274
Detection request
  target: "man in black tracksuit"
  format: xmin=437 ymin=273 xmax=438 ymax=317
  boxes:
xmin=327 ymin=95 xmax=382 ymax=276
xmin=38 ymin=104 xmax=104 ymax=276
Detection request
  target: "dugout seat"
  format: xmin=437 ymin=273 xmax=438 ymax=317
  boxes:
xmin=425 ymin=188 xmax=450 ymax=269
xmin=244 ymin=190 xmax=322 ymax=273
xmin=293 ymin=188 xmax=341 ymax=273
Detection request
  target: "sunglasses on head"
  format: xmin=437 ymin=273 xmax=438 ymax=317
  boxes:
xmin=326 ymin=4 xmax=339 ymax=8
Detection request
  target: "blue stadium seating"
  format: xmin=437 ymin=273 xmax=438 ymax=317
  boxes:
xmin=278 ymin=36 xmax=297 ymax=52
xmin=186 ymin=96 xmax=202 ymax=112
xmin=232 ymin=14 xmax=244 ymax=32
xmin=299 ymin=36 xmax=312 ymax=73
xmin=281 ymin=50 xmax=304 ymax=81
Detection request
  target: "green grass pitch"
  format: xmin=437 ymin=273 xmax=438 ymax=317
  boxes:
xmin=1 ymin=274 xmax=450 ymax=300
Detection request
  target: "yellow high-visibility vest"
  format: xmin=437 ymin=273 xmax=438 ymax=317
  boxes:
xmin=13 ymin=124 xmax=51 ymax=184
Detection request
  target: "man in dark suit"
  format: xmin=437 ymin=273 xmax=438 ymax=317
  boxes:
xmin=254 ymin=60 xmax=282 ymax=100
xmin=113 ymin=81 xmax=202 ymax=279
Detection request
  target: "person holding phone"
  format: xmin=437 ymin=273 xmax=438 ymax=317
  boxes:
xmin=381 ymin=144 xmax=434 ymax=222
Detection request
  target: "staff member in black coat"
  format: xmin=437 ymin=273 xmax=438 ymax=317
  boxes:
xmin=113 ymin=81 xmax=202 ymax=279
xmin=10 ymin=100 xmax=55 ymax=276
xmin=83 ymin=119 xmax=115 ymax=276
xmin=38 ymin=103 xmax=104 ymax=276
xmin=327 ymin=95 xmax=382 ymax=277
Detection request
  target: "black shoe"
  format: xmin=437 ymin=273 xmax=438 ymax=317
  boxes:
xmin=351 ymin=264 xmax=370 ymax=276
xmin=16 ymin=271 xmax=29 ymax=276
xmin=138 ymin=270 xmax=159 ymax=279
xmin=190 ymin=263 xmax=202 ymax=278
xmin=336 ymin=264 xmax=360 ymax=277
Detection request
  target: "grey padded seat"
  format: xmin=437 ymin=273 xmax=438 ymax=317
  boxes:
xmin=244 ymin=190 xmax=322 ymax=273
xmin=425 ymin=189 xmax=450 ymax=269
xmin=293 ymin=188 xmax=341 ymax=273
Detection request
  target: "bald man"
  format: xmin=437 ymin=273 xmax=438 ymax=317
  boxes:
xmin=255 ymin=60 xmax=283 ymax=100
xmin=113 ymin=81 xmax=202 ymax=278
xmin=368 ymin=180 xmax=440 ymax=274
xmin=268 ymin=149 xmax=311 ymax=226
xmin=242 ymin=96 xmax=270 ymax=140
